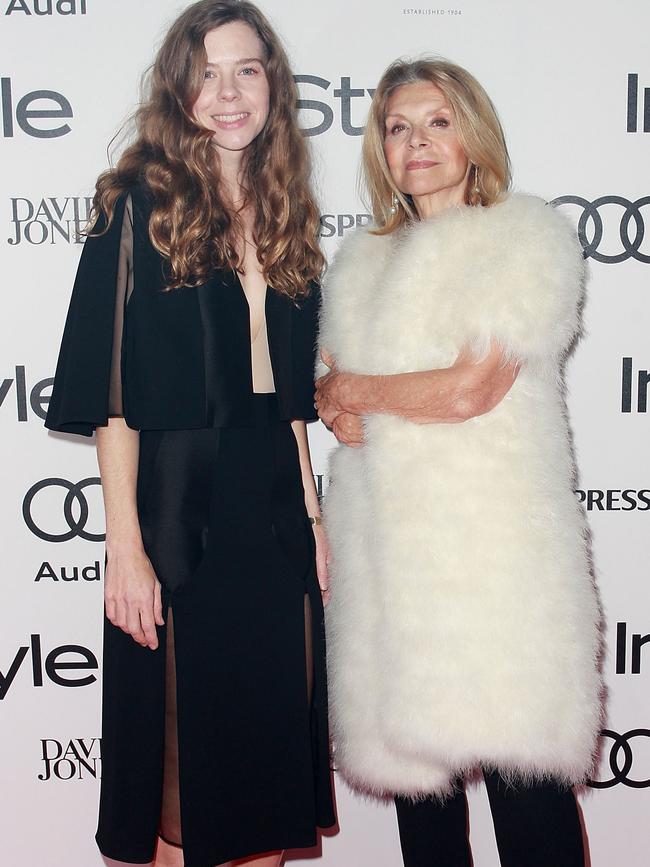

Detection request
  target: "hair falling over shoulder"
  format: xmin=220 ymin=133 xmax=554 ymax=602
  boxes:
xmin=92 ymin=0 xmax=323 ymax=299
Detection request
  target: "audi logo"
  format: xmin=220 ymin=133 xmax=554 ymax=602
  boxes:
xmin=551 ymin=196 xmax=650 ymax=263
xmin=23 ymin=478 xmax=105 ymax=543
xmin=588 ymin=728 xmax=650 ymax=789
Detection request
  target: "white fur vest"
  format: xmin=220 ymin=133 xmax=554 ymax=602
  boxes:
xmin=318 ymin=195 xmax=602 ymax=798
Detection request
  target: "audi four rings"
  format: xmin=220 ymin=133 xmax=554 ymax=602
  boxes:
xmin=22 ymin=477 xmax=104 ymax=542
xmin=551 ymin=196 xmax=650 ymax=263
xmin=588 ymin=729 xmax=650 ymax=789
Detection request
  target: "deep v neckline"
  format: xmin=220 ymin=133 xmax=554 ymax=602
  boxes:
xmin=235 ymin=270 xmax=269 ymax=345
xmin=234 ymin=271 xmax=276 ymax=394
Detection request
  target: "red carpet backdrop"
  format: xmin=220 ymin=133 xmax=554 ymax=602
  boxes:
xmin=1 ymin=1 xmax=648 ymax=864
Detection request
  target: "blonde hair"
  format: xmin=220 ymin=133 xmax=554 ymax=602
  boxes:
xmin=362 ymin=57 xmax=511 ymax=234
xmin=93 ymin=0 xmax=323 ymax=297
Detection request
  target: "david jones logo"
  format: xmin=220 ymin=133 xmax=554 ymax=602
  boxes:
xmin=38 ymin=737 xmax=101 ymax=781
xmin=8 ymin=197 xmax=92 ymax=245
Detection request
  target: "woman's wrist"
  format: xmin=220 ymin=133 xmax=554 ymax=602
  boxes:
xmin=105 ymin=531 xmax=145 ymax=558
xmin=341 ymin=373 xmax=377 ymax=415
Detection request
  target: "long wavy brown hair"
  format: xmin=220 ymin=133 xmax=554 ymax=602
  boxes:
xmin=363 ymin=57 xmax=511 ymax=234
xmin=93 ymin=0 xmax=323 ymax=297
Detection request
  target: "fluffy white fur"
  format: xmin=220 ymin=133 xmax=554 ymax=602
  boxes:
xmin=319 ymin=195 xmax=602 ymax=798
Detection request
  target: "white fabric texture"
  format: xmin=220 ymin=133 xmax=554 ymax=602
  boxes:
xmin=319 ymin=195 xmax=602 ymax=798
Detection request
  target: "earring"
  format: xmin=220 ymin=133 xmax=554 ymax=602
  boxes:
xmin=473 ymin=164 xmax=480 ymax=195
xmin=389 ymin=191 xmax=399 ymax=215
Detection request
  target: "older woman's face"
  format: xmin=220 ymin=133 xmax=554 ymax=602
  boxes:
xmin=384 ymin=81 xmax=470 ymax=217
xmin=193 ymin=22 xmax=270 ymax=164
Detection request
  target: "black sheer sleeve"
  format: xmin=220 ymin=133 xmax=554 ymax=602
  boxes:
xmin=45 ymin=194 xmax=133 ymax=436
xmin=108 ymin=195 xmax=134 ymax=416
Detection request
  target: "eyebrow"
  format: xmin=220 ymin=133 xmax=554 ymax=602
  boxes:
xmin=386 ymin=106 xmax=450 ymax=118
xmin=205 ymin=57 xmax=265 ymax=67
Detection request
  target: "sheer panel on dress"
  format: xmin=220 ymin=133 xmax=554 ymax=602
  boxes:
xmin=108 ymin=195 xmax=134 ymax=417
xmin=160 ymin=608 xmax=183 ymax=848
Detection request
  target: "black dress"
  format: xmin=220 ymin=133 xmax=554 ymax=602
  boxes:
xmin=45 ymin=185 xmax=335 ymax=867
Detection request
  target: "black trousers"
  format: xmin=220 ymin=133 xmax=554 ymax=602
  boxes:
xmin=394 ymin=771 xmax=585 ymax=867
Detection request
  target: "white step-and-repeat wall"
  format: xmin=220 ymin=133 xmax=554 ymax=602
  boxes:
xmin=1 ymin=1 xmax=648 ymax=865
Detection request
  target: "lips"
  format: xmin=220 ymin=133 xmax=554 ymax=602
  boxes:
xmin=406 ymin=159 xmax=439 ymax=170
xmin=209 ymin=111 xmax=252 ymax=130
xmin=212 ymin=112 xmax=249 ymax=122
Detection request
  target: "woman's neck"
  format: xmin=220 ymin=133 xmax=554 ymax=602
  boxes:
xmin=412 ymin=187 xmax=467 ymax=220
xmin=217 ymin=149 xmax=246 ymax=211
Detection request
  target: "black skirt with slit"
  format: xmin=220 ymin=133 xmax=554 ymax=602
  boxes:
xmin=96 ymin=395 xmax=335 ymax=867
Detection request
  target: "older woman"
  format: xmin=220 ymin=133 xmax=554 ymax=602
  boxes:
xmin=316 ymin=59 xmax=601 ymax=867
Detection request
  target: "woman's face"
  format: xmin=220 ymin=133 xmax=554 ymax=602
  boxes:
xmin=383 ymin=81 xmax=470 ymax=218
xmin=192 ymin=21 xmax=270 ymax=165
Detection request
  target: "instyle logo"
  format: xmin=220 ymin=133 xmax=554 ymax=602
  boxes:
xmin=5 ymin=0 xmax=86 ymax=13
xmin=38 ymin=737 xmax=101 ymax=782
xmin=627 ymin=73 xmax=649 ymax=133
xmin=1 ymin=77 xmax=73 ymax=138
xmin=551 ymin=196 xmax=650 ymax=263
xmin=320 ymin=213 xmax=372 ymax=238
xmin=0 ymin=365 xmax=52 ymax=420
xmin=575 ymin=489 xmax=650 ymax=511
xmin=621 ymin=357 xmax=649 ymax=413
xmin=8 ymin=196 xmax=92 ymax=245
xmin=615 ymin=623 xmax=649 ymax=675
xmin=0 ymin=634 xmax=99 ymax=700
xmin=23 ymin=478 xmax=105 ymax=543
xmin=295 ymin=75 xmax=375 ymax=137
xmin=589 ymin=729 xmax=650 ymax=788
xmin=35 ymin=560 xmax=102 ymax=583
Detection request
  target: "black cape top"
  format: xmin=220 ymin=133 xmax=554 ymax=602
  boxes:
xmin=45 ymin=183 xmax=320 ymax=436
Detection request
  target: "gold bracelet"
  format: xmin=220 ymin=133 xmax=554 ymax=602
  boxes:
xmin=308 ymin=516 xmax=323 ymax=526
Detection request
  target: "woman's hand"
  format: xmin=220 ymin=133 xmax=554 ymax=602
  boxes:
xmin=104 ymin=546 xmax=164 ymax=650
xmin=288 ymin=419 xmax=332 ymax=604
xmin=315 ymin=350 xmax=369 ymax=427
xmin=331 ymin=412 xmax=365 ymax=447
xmin=96 ymin=418 xmax=163 ymax=650
xmin=312 ymin=523 xmax=331 ymax=606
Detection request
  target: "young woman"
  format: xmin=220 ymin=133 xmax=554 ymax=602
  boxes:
xmin=316 ymin=58 xmax=601 ymax=867
xmin=46 ymin=2 xmax=335 ymax=866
